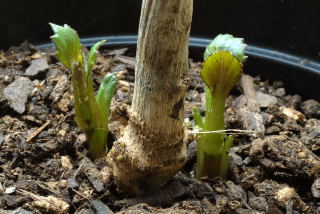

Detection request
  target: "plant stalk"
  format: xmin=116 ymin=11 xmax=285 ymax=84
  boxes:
xmin=196 ymin=86 xmax=229 ymax=178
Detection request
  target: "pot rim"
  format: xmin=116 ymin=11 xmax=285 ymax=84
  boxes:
xmin=37 ymin=35 xmax=320 ymax=77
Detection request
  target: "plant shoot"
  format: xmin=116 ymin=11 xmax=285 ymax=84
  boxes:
xmin=193 ymin=34 xmax=246 ymax=179
xmin=50 ymin=23 xmax=117 ymax=159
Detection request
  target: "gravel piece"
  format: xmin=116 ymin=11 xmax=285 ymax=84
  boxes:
xmin=225 ymin=181 xmax=247 ymax=202
xmin=4 ymin=77 xmax=34 ymax=113
xmin=274 ymin=88 xmax=286 ymax=97
xmin=25 ymin=58 xmax=49 ymax=76
xmin=301 ymin=99 xmax=320 ymax=118
xmin=67 ymin=178 xmax=79 ymax=189
xmin=256 ymin=91 xmax=277 ymax=107
xmin=91 ymin=200 xmax=114 ymax=214
xmin=8 ymin=208 xmax=33 ymax=214
xmin=239 ymin=109 xmax=265 ymax=133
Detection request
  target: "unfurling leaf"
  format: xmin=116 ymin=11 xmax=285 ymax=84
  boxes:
xmin=49 ymin=23 xmax=82 ymax=70
xmin=204 ymin=34 xmax=246 ymax=63
xmin=87 ymin=40 xmax=106 ymax=72
xmin=201 ymin=51 xmax=242 ymax=97
xmin=96 ymin=73 xmax=118 ymax=129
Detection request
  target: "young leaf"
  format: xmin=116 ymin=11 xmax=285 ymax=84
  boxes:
xmin=49 ymin=23 xmax=82 ymax=70
xmin=87 ymin=40 xmax=106 ymax=73
xmin=96 ymin=73 xmax=118 ymax=126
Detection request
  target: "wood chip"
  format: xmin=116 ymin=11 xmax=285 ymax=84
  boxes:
xmin=281 ymin=107 xmax=305 ymax=121
xmin=26 ymin=120 xmax=50 ymax=142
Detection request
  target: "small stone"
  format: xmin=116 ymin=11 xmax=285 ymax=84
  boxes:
xmin=301 ymin=99 xmax=320 ymax=118
xmin=232 ymin=95 xmax=247 ymax=108
xmin=25 ymin=58 xmax=49 ymax=76
xmin=274 ymin=88 xmax=286 ymax=97
xmin=61 ymin=156 xmax=73 ymax=170
xmin=311 ymin=178 xmax=320 ymax=198
xmin=229 ymin=151 xmax=243 ymax=166
xmin=42 ymin=140 xmax=59 ymax=151
xmin=108 ymin=48 xmax=128 ymax=56
xmin=67 ymin=178 xmax=79 ymax=189
xmin=5 ymin=186 xmax=15 ymax=194
xmin=111 ymin=64 xmax=126 ymax=73
xmin=9 ymin=208 xmax=33 ymax=214
xmin=225 ymin=181 xmax=247 ymax=202
xmin=256 ymin=92 xmax=277 ymax=107
xmin=239 ymin=108 xmax=265 ymax=133
xmin=4 ymin=77 xmax=34 ymax=113
xmin=90 ymin=200 xmax=114 ymax=214
xmin=243 ymin=157 xmax=251 ymax=165
xmin=305 ymin=119 xmax=320 ymax=133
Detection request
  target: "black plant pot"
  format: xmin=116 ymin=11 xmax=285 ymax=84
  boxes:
xmin=37 ymin=35 xmax=320 ymax=100
xmin=2 ymin=0 xmax=320 ymax=60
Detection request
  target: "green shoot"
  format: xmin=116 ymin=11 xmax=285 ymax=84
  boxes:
xmin=50 ymin=23 xmax=118 ymax=159
xmin=193 ymin=34 xmax=246 ymax=179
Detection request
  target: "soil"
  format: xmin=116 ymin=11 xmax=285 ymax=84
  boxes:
xmin=0 ymin=42 xmax=320 ymax=214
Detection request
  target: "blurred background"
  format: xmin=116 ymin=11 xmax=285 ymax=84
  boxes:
xmin=1 ymin=0 xmax=320 ymax=60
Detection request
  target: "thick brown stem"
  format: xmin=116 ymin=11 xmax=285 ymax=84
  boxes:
xmin=108 ymin=0 xmax=193 ymax=194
